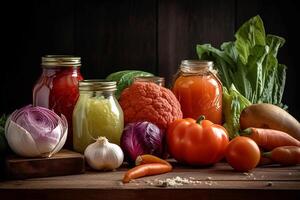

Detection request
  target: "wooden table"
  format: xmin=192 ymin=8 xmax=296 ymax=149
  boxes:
xmin=0 ymin=162 xmax=299 ymax=200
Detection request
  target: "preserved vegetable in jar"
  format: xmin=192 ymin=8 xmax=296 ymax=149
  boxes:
xmin=172 ymin=60 xmax=222 ymax=124
xmin=33 ymin=55 xmax=83 ymax=149
xmin=73 ymin=80 xmax=124 ymax=153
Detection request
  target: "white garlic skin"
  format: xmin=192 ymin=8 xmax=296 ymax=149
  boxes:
xmin=84 ymin=137 xmax=124 ymax=170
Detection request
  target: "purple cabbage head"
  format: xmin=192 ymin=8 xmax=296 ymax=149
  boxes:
xmin=120 ymin=121 xmax=165 ymax=163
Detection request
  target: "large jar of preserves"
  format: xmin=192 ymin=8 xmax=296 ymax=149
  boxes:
xmin=33 ymin=55 xmax=83 ymax=149
xmin=172 ymin=60 xmax=222 ymax=124
xmin=73 ymin=80 xmax=124 ymax=153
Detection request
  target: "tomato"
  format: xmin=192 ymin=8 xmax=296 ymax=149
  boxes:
xmin=225 ymin=136 xmax=260 ymax=171
xmin=167 ymin=116 xmax=229 ymax=165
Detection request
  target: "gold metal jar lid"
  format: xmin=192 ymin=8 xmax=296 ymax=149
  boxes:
xmin=180 ymin=60 xmax=213 ymax=73
xmin=79 ymin=80 xmax=117 ymax=92
xmin=42 ymin=55 xmax=81 ymax=67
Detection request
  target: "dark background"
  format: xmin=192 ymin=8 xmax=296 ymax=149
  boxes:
xmin=1 ymin=0 xmax=299 ymax=119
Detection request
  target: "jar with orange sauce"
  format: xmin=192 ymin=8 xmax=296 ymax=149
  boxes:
xmin=172 ymin=60 xmax=222 ymax=124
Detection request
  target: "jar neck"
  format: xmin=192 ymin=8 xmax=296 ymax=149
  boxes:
xmin=180 ymin=60 xmax=213 ymax=75
xmin=42 ymin=66 xmax=81 ymax=76
xmin=133 ymin=76 xmax=165 ymax=87
xmin=79 ymin=90 xmax=115 ymax=98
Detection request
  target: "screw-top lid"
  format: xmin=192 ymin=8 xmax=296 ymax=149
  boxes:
xmin=42 ymin=55 xmax=81 ymax=67
xmin=79 ymin=80 xmax=117 ymax=92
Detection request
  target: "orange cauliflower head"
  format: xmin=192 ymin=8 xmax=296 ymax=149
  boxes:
xmin=119 ymin=82 xmax=183 ymax=130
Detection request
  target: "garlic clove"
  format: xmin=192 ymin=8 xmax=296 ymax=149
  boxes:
xmin=6 ymin=120 xmax=41 ymax=157
xmin=84 ymin=142 xmax=102 ymax=169
xmin=111 ymin=143 xmax=124 ymax=167
xmin=48 ymin=115 xmax=68 ymax=157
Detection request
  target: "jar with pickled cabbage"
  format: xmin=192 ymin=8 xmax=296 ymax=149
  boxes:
xmin=73 ymin=80 xmax=124 ymax=153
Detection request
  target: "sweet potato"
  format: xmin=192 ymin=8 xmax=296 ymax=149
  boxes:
xmin=240 ymin=103 xmax=300 ymax=141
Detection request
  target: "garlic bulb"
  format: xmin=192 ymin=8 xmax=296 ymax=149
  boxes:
xmin=84 ymin=137 xmax=124 ymax=170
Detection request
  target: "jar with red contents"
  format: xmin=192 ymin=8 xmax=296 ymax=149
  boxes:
xmin=33 ymin=55 xmax=83 ymax=149
xmin=172 ymin=60 xmax=222 ymax=124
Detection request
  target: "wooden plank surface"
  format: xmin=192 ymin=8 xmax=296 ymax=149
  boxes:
xmin=5 ymin=150 xmax=85 ymax=179
xmin=1 ymin=163 xmax=299 ymax=200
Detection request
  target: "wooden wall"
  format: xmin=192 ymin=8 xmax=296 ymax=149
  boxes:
xmin=1 ymin=0 xmax=299 ymax=119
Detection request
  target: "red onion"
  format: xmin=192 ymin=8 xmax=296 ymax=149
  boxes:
xmin=5 ymin=105 xmax=67 ymax=157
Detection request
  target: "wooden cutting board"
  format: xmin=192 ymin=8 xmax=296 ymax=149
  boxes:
xmin=5 ymin=149 xmax=85 ymax=179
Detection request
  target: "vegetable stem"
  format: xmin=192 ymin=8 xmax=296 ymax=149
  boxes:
xmin=241 ymin=128 xmax=252 ymax=136
xmin=262 ymin=151 xmax=272 ymax=158
xmin=96 ymin=136 xmax=108 ymax=145
xmin=196 ymin=115 xmax=206 ymax=124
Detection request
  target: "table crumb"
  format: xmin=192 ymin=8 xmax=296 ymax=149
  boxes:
xmin=145 ymin=176 xmax=204 ymax=187
xmin=266 ymin=182 xmax=273 ymax=187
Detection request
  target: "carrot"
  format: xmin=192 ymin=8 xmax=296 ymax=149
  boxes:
xmin=263 ymin=146 xmax=300 ymax=166
xmin=122 ymin=163 xmax=172 ymax=183
xmin=240 ymin=103 xmax=300 ymax=141
xmin=135 ymin=154 xmax=171 ymax=166
xmin=241 ymin=127 xmax=300 ymax=151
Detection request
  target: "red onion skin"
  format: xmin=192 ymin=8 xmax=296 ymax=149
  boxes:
xmin=9 ymin=105 xmax=67 ymax=153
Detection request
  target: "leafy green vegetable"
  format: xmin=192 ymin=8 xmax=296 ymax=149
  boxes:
xmin=223 ymin=85 xmax=251 ymax=139
xmin=197 ymin=15 xmax=287 ymax=138
xmin=106 ymin=70 xmax=154 ymax=99
xmin=0 ymin=114 xmax=8 ymax=154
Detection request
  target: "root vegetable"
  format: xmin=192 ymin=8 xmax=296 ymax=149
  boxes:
xmin=242 ymin=127 xmax=300 ymax=151
xmin=123 ymin=154 xmax=172 ymax=183
xmin=240 ymin=104 xmax=300 ymax=141
xmin=135 ymin=154 xmax=171 ymax=166
xmin=123 ymin=163 xmax=172 ymax=183
xmin=263 ymin=146 xmax=300 ymax=165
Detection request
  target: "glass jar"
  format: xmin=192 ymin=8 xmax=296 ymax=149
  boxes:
xmin=133 ymin=76 xmax=165 ymax=87
xmin=172 ymin=60 xmax=222 ymax=124
xmin=73 ymin=80 xmax=124 ymax=153
xmin=33 ymin=55 xmax=83 ymax=149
